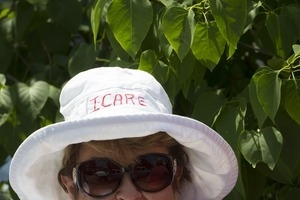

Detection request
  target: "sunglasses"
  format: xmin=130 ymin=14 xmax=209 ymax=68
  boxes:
xmin=72 ymin=153 xmax=177 ymax=198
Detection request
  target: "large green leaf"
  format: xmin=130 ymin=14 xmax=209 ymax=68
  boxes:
xmin=0 ymin=75 xmax=13 ymax=126
xmin=15 ymin=1 xmax=34 ymax=42
xmin=281 ymin=4 xmax=300 ymax=41
xmin=68 ymin=43 xmax=97 ymax=77
xmin=192 ymin=91 xmax=225 ymax=126
xmin=191 ymin=21 xmax=226 ymax=71
xmin=107 ymin=0 xmax=153 ymax=59
xmin=265 ymin=12 xmax=298 ymax=58
xmin=91 ymin=0 xmax=108 ymax=46
xmin=0 ymin=36 xmax=13 ymax=73
xmin=239 ymin=127 xmax=283 ymax=170
xmin=16 ymin=81 xmax=49 ymax=120
xmin=209 ymin=0 xmax=247 ymax=58
xmin=162 ymin=5 xmax=195 ymax=61
xmin=249 ymin=69 xmax=268 ymax=127
xmin=138 ymin=50 xmax=168 ymax=84
xmin=283 ymin=80 xmax=300 ymax=125
xmin=169 ymin=51 xmax=195 ymax=85
xmin=215 ymin=97 xmax=247 ymax=154
xmin=46 ymin=0 xmax=82 ymax=33
xmin=254 ymin=69 xmax=282 ymax=122
xmin=278 ymin=186 xmax=300 ymax=200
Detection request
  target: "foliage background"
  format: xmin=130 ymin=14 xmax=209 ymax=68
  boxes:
xmin=0 ymin=0 xmax=300 ymax=199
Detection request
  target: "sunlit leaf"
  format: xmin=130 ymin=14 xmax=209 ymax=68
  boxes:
xmin=249 ymin=69 xmax=268 ymax=127
xmin=0 ymin=79 xmax=13 ymax=126
xmin=209 ymin=0 xmax=247 ymax=58
xmin=283 ymin=80 xmax=300 ymax=125
xmin=107 ymin=0 xmax=153 ymax=58
xmin=239 ymin=127 xmax=283 ymax=170
xmin=91 ymin=0 xmax=107 ymax=46
xmin=16 ymin=81 xmax=49 ymax=120
xmin=139 ymin=50 xmax=168 ymax=84
xmin=162 ymin=5 xmax=195 ymax=61
xmin=292 ymin=44 xmax=300 ymax=56
xmin=191 ymin=22 xmax=226 ymax=71
xmin=255 ymin=68 xmax=281 ymax=122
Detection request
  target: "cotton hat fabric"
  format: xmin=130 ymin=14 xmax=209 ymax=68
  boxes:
xmin=9 ymin=67 xmax=238 ymax=200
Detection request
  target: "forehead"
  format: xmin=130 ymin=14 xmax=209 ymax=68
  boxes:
xmin=77 ymin=142 xmax=169 ymax=166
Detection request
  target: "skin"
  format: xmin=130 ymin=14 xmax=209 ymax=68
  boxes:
xmin=61 ymin=145 xmax=180 ymax=200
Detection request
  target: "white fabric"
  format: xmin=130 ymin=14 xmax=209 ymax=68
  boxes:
xmin=9 ymin=67 xmax=238 ymax=200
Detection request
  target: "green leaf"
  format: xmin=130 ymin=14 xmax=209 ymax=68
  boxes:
xmin=265 ymin=12 xmax=298 ymax=58
xmin=255 ymin=69 xmax=282 ymax=122
xmin=248 ymin=70 xmax=268 ymax=127
xmin=281 ymin=4 xmax=300 ymax=41
xmin=215 ymin=97 xmax=247 ymax=154
xmin=0 ymin=36 xmax=13 ymax=73
xmin=0 ymin=74 xmax=5 ymax=86
xmin=162 ymin=5 xmax=195 ymax=61
xmin=26 ymin=0 xmax=48 ymax=6
xmin=138 ymin=50 xmax=168 ymax=84
xmin=105 ymin=23 xmax=130 ymax=60
xmin=15 ymin=1 xmax=34 ymax=41
xmin=192 ymin=91 xmax=225 ymax=126
xmin=267 ymin=58 xmax=287 ymax=70
xmin=191 ymin=22 xmax=226 ymax=71
xmin=283 ymin=80 xmax=300 ymax=125
xmin=91 ymin=0 xmax=107 ymax=46
xmin=209 ymin=0 xmax=247 ymax=58
xmin=157 ymin=18 xmax=172 ymax=58
xmin=46 ymin=0 xmax=82 ymax=33
xmin=169 ymin=51 xmax=195 ymax=85
xmin=107 ymin=0 xmax=153 ymax=59
xmin=68 ymin=43 xmax=97 ymax=77
xmin=239 ymin=127 xmax=283 ymax=170
xmin=292 ymin=44 xmax=300 ymax=56
xmin=16 ymin=81 xmax=49 ymax=120
xmin=0 ymin=83 xmax=13 ymax=126
xmin=278 ymin=186 xmax=300 ymax=200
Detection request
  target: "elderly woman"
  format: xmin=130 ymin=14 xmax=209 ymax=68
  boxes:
xmin=9 ymin=67 xmax=238 ymax=200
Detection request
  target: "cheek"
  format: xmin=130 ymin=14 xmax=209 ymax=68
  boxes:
xmin=142 ymin=186 xmax=178 ymax=200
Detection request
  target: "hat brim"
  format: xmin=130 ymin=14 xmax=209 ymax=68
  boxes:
xmin=9 ymin=113 xmax=238 ymax=200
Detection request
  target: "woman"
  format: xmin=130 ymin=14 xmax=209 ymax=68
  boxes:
xmin=9 ymin=67 xmax=238 ymax=199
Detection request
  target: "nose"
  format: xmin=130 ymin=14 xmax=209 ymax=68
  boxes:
xmin=115 ymin=174 xmax=142 ymax=200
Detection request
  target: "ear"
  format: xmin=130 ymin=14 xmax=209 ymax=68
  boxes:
xmin=60 ymin=175 xmax=76 ymax=199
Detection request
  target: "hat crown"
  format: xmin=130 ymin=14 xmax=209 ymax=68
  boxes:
xmin=59 ymin=67 xmax=172 ymax=120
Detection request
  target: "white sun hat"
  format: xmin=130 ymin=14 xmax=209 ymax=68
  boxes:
xmin=9 ymin=67 xmax=238 ymax=200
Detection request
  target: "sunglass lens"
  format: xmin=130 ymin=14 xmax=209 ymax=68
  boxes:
xmin=79 ymin=159 xmax=122 ymax=197
xmin=132 ymin=154 xmax=173 ymax=192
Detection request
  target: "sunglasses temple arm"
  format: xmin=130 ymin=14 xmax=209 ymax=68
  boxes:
xmin=72 ymin=168 xmax=79 ymax=190
xmin=173 ymin=159 xmax=177 ymax=179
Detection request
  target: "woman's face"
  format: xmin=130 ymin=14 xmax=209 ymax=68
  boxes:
xmin=61 ymin=144 xmax=180 ymax=200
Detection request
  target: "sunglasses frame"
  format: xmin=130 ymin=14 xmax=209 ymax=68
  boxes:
xmin=72 ymin=153 xmax=177 ymax=198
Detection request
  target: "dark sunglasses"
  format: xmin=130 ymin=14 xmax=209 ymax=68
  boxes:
xmin=72 ymin=153 xmax=177 ymax=198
